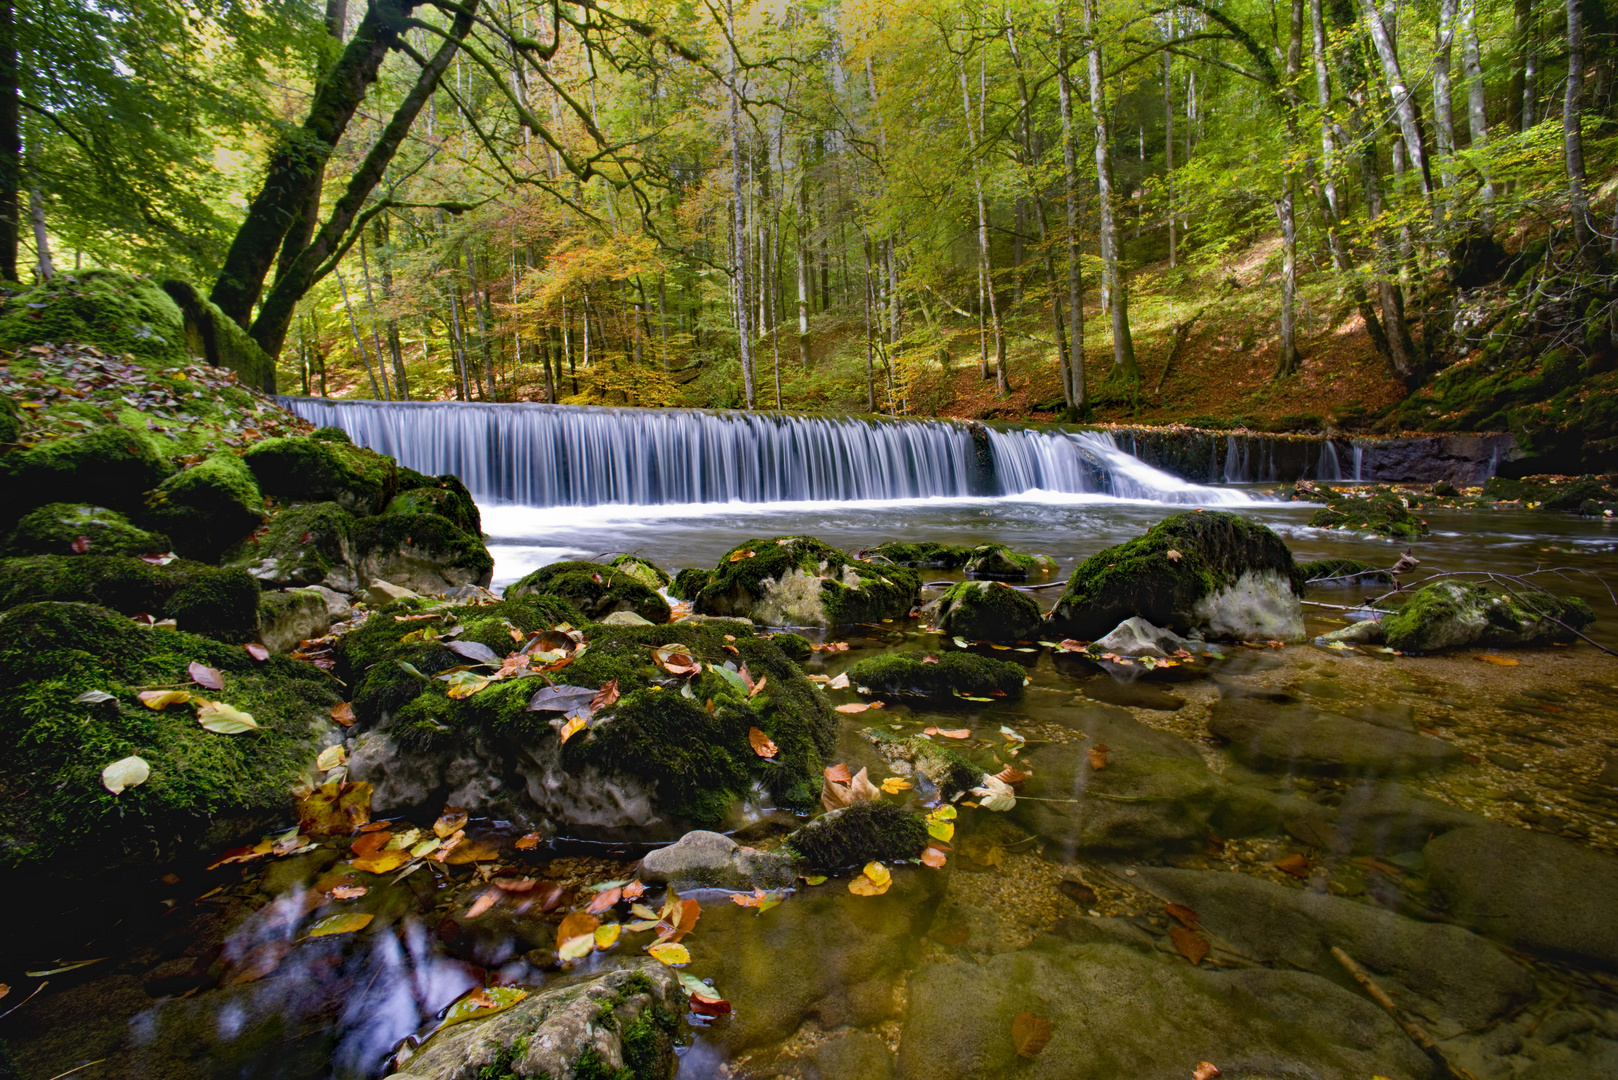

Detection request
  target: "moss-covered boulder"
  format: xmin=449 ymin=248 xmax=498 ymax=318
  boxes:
xmin=0 ymin=394 xmax=20 ymax=444
xmin=1298 ymin=558 xmax=1394 ymax=586
xmin=6 ymin=503 xmax=169 ymax=557
xmin=860 ymin=728 xmax=981 ymax=799
xmin=1045 ymin=511 xmax=1306 ymax=642
xmin=342 ymin=609 xmax=837 ymax=831
xmin=0 ymin=270 xmax=191 ymax=367
xmin=862 ymin=541 xmax=975 ymax=569
xmin=934 ymin=580 xmax=1044 ymax=642
xmin=1382 ymin=582 xmax=1595 ymax=653
xmin=257 ymin=588 xmax=332 ymax=654
xmin=769 ymin=631 xmax=813 ymax=662
xmin=352 ymin=512 xmax=494 ymax=595
xmin=506 ymin=560 xmax=670 ymax=623
xmin=608 ymin=554 xmax=671 ymax=590
xmin=669 ymin=567 xmax=712 ymax=600
xmin=785 ymin=802 xmax=930 ymax=870
xmin=226 ymin=501 xmax=357 ymax=592
xmin=141 ymin=451 xmax=265 ymax=561
xmin=0 ymin=555 xmax=260 ymax=641
xmin=965 ymin=543 xmax=1059 ymax=581
xmin=1308 ymin=490 xmax=1428 ymax=538
xmin=0 ymin=423 xmax=170 ymax=518
xmin=0 ymin=601 xmax=340 ymax=873
xmin=242 ymin=435 xmax=398 ymax=516
xmin=386 ymin=472 xmax=481 ymax=535
xmin=692 ymin=536 xmax=919 ymax=627
xmin=846 ymin=649 xmax=1026 ymax=701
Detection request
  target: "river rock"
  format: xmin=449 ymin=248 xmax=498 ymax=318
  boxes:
xmin=691 ymin=535 xmax=918 ymax=627
xmin=1090 ymin=616 xmax=1188 ymax=656
xmin=141 ymin=451 xmax=266 ymax=561
xmin=228 ymin=501 xmax=358 ymax=592
xmin=607 ymin=553 xmax=671 ymax=589
xmin=1424 ymin=823 xmax=1618 ymax=970
xmin=964 ymin=543 xmax=1058 ymax=580
xmin=639 ymin=830 xmax=796 ymax=890
xmin=1044 ymin=510 xmax=1306 ymax=642
xmin=242 ymin=434 xmax=399 ymax=516
xmin=5 ymin=502 xmax=170 ymax=558
xmin=1381 ymin=581 xmax=1595 ymax=652
xmin=1318 ymin=617 xmax=1385 ymax=644
xmin=257 ymin=588 xmax=332 ymax=653
xmin=362 ymin=579 xmax=420 ymax=606
xmin=1281 ymin=779 xmax=1485 ymax=855
xmin=600 ymin=609 xmax=654 ymax=626
xmin=505 ymin=559 xmax=671 ymax=623
xmin=0 ymin=553 xmax=261 ymax=642
xmin=1208 ymin=693 xmax=1461 ymax=777
xmin=307 ymin=584 xmax=352 ymax=620
xmin=352 ymin=512 xmax=494 ymax=595
xmin=845 ymin=650 xmax=1026 ymax=700
xmin=391 ymin=960 xmax=683 ymax=1080
xmin=1137 ymin=867 xmax=1534 ymax=1031
xmin=933 ymin=580 xmax=1043 ymax=641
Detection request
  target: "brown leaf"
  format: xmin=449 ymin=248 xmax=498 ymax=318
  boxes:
xmin=494 ymin=876 xmax=541 ymax=892
xmin=920 ymin=845 xmax=948 ymax=868
xmin=835 ymin=702 xmax=871 ymax=714
xmin=822 ymin=766 xmax=882 ymax=812
xmin=689 ymin=993 xmax=731 ymax=1017
xmin=924 ymin=726 xmax=970 ymax=739
xmin=434 ymin=807 xmax=469 ymax=839
xmin=1165 ymin=549 xmax=1183 ymax=562
xmin=441 ymin=839 xmax=500 ymax=865
xmin=590 ymin=678 xmax=620 ymax=712
xmin=622 ymin=881 xmax=646 ymax=900
xmin=1274 ymin=853 xmax=1311 ymax=878
xmin=748 ymin=727 xmax=778 ymax=758
xmin=824 ymin=762 xmax=852 ymax=785
xmin=328 ymin=885 xmax=368 ymax=900
xmin=515 ymin=832 xmax=542 ymax=850
xmin=225 ymin=941 xmax=289 ymax=986
xmin=994 ymin=766 xmax=1032 ymax=785
xmin=466 ymin=890 xmax=501 ymax=918
xmin=586 ymin=887 xmax=623 ymax=914
xmin=556 ymin=911 xmax=599 ymax=947
xmin=1011 ymin=1012 xmax=1053 ymax=1058
xmin=749 ymin=673 xmax=767 ymax=699
xmin=1170 ymin=926 xmax=1210 ymax=966
xmin=1192 ymin=1063 xmax=1221 ymax=1080
xmin=1165 ymin=902 xmax=1201 ymax=929
xmin=188 ymin=661 xmax=225 ymax=691
xmin=1087 ymin=744 xmax=1110 ymax=770
xmin=330 ymin=702 xmax=356 ymax=728
xmin=350 ymin=831 xmax=392 ymax=858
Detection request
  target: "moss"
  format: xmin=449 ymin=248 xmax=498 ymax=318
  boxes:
xmin=1046 ymin=510 xmax=1304 ymax=640
xmin=351 ymin=512 xmax=494 ymax=589
xmin=0 ymin=394 xmax=19 ymax=444
xmin=785 ymin=801 xmax=929 ymax=870
xmin=1307 ymin=490 xmax=1428 ymax=537
xmin=386 ymin=472 xmax=481 ymax=535
xmin=506 ymin=560 xmax=670 ymax=623
xmin=225 ymin=501 xmax=355 ymax=590
xmin=6 ymin=503 xmax=169 ymax=557
xmin=159 ymin=278 xmax=277 ymax=394
xmin=935 ymin=580 xmax=1044 ymax=641
xmin=1382 ymin=581 xmax=1595 ymax=653
xmin=669 ymin=567 xmax=712 ymax=600
xmin=846 ymin=649 xmax=1026 ymax=700
xmin=0 ymin=554 xmax=257 ymax=640
xmin=0 ymin=600 xmax=340 ymax=873
xmin=964 ymin=544 xmax=1057 ymax=581
xmin=617 ymin=1002 xmax=679 ymax=1080
xmin=769 ymin=631 xmax=812 ymax=662
xmin=860 ymin=727 xmax=981 ymax=799
xmin=693 ymin=536 xmax=918 ymax=626
xmin=165 ymin=566 xmax=262 ymax=642
xmin=1298 ymin=558 xmax=1394 ymax=586
xmin=474 ymin=1037 xmax=532 ymax=1080
xmin=607 ymin=554 xmax=671 ymax=590
xmin=863 ymin=541 xmax=975 ymax=569
xmin=309 ymin=426 xmax=352 ymax=444
xmin=0 ymin=270 xmax=190 ymax=366
xmin=242 ymin=435 xmax=398 ymax=515
xmin=141 ymin=451 xmax=265 ymax=561
xmin=0 ymin=423 xmax=170 ymax=518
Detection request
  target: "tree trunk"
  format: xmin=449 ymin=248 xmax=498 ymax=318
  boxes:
xmin=1361 ymin=0 xmax=1435 ymax=204
xmin=796 ymin=143 xmax=812 ymax=369
xmin=958 ymin=60 xmax=1007 ymax=392
xmin=728 ymin=0 xmax=754 ymax=409
xmin=1565 ymin=0 xmax=1592 ymax=255
xmin=1086 ymin=0 xmax=1138 ymax=385
xmin=862 ymin=236 xmax=876 ymax=411
xmin=357 ymin=228 xmax=391 ymax=401
xmin=28 ymin=183 xmax=51 ymax=281
xmin=0 ymin=0 xmax=18 ymax=281
xmin=1433 ymin=0 xmax=1458 ymax=190
xmin=1509 ymin=0 xmax=1536 ymax=131
xmin=464 ymin=248 xmax=492 ymax=399
xmin=336 ymin=268 xmax=382 ymax=399
xmin=1460 ymin=0 xmax=1493 ymax=207
xmin=1164 ymin=9 xmax=1176 ymax=270
xmin=1275 ymin=0 xmax=1303 ymax=378
xmin=1056 ymin=11 xmax=1087 ymax=416
xmin=379 ymin=216 xmax=407 ymax=399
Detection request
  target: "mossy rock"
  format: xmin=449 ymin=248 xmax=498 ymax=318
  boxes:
xmin=1307 ymin=490 xmax=1428 ymax=538
xmin=387 ymin=472 xmax=481 ymax=535
xmin=0 ymin=270 xmax=190 ymax=367
xmin=693 ymin=536 xmax=919 ymax=627
xmin=226 ymin=501 xmax=356 ymax=592
xmin=965 ymin=544 xmax=1058 ymax=581
xmin=310 ymin=426 xmax=351 ymax=444
xmin=6 ymin=503 xmax=170 ymax=557
xmin=669 ymin=567 xmax=712 ymax=601
xmin=1045 ymin=511 xmax=1306 ymax=641
xmin=1382 ymin=581 xmax=1595 ymax=653
xmin=0 ymin=424 xmax=170 ymax=519
xmin=935 ymin=580 xmax=1044 ymax=642
xmin=608 ymin=554 xmax=671 ymax=590
xmin=159 ymin=279 xmax=276 ymax=394
xmin=768 ymin=631 xmax=812 ymax=663
xmin=785 ymin=802 xmax=930 ymax=871
xmin=256 ymin=588 xmax=332 ymax=654
xmin=861 ymin=727 xmax=982 ymax=799
xmin=862 ymin=541 xmax=975 ymax=569
xmin=352 ymin=512 xmax=494 ymax=595
xmin=141 ymin=451 xmax=265 ymax=561
xmin=0 ymin=601 xmax=340 ymax=873
xmin=506 ymin=560 xmax=670 ymax=623
xmin=242 ymin=435 xmax=398 ymax=516
xmin=0 ymin=554 xmax=259 ymax=641
xmin=1298 ymin=558 xmax=1394 ymax=586
xmin=0 ymin=394 xmax=19 ymax=444
xmin=845 ymin=649 xmax=1026 ymax=701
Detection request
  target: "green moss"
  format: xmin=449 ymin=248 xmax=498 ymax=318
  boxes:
xmin=964 ymin=544 xmax=1057 ymax=580
xmin=860 ymin=727 xmax=981 ymax=799
xmin=0 ymin=554 xmax=257 ymax=639
xmin=1298 ymin=558 xmax=1394 ymax=585
xmin=386 ymin=472 xmax=481 ymax=535
xmin=1307 ymin=489 xmax=1428 ymax=537
xmin=846 ymin=649 xmax=1026 ymax=700
xmin=669 ymin=567 xmax=711 ymax=600
xmin=0 ymin=395 xmax=19 ymax=444
xmin=309 ymin=426 xmax=352 ymax=444
xmin=242 ymin=436 xmax=398 ymax=515
xmin=785 ymin=801 xmax=929 ymax=869
xmin=1382 ymin=581 xmax=1595 ymax=653
xmin=226 ymin=501 xmax=356 ymax=590
xmin=608 ymin=554 xmax=671 ymax=590
xmin=506 ymin=560 xmax=670 ymax=623
xmin=6 ymin=503 xmax=169 ymax=557
xmin=159 ymin=278 xmax=277 ymax=394
xmin=694 ymin=536 xmax=918 ymax=626
xmin=0 ymin=270 xmax=189 ymax=366
xmin=863 ymin=541 xmax=975 ymax=569
xmin=165 ymin=566 xmax=261 ymax=642
xmin=1046 ymin=510 xmax=1304 ymax=640
xmin=141 ymin=451 xmax=265 ymax=561
xmin=769 ymin=631 xmax=812 ymax=662
xmin=0 ymin=600 xmax=340 ymax=873
xmin=351 ymin=512 xmax=494 ymax=589
xmin=935 ymin=580 xmax=1044 ymax=641
xmin=474 ymin=1036 xmax=532 ymax=1080
xmin=0 ymin=423 xmax=170 ymax=518
xmin=616 ymin=1002 xmax=679 ymax=1080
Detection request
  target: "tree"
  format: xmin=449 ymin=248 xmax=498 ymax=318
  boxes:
xmin=1085 ymin=0 xmax=1137 ymax=386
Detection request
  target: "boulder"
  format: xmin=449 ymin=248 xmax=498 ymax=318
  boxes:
xmin=1090 ymin=616 xmax=1188 ymax=657
xmin=607 ymin=554 xmax=671 ymax=590
xmin=638 ymin=829 xmax=796 ymax=891
xmin=391 ymin=961 xmax=683 ymax=1080
xmin=933 ymin=580 xmax=1043 ymax=641
xmin=767 ymin=631 xmax=812 ymax=662
xmin=845 ymin=650 xmax=1025 ymax=700
xmin=242 ymin=435 xmax=398 ymax=515
xmin=1308 ymin=489 xmax=1429 ymax=537
xmin=257 ymin=588 xmax=332 ymax=654
xmin=1045 ymin=510 xmax=1306 ymax=642
xmin=385 ymin=472 xmax=481 ymax=535
xmin=964 ymin=543 xmax=1058 ymax=580
xmin=1208 ymin=692 xmax=1461 ymax=777
xmin=600 ymin=610 xmax=653 ymax=626
xmin=0 ymin=269 xmax=192 ymax=367
xmin=861 ymin=728 xmax=982 ymax=800
xmin=361 ymin=579 xmax=420 ymax=607
xmin=1281 ymin=780 xmax=1485 ymax=856
xmin=5 ymin=503 xmax=170 ymax=557
xmin=668 ymin=567 xmax=711 ymax=600
xmin=785 ymin=802 xmax=930 ymax=871
xmin=861 ymin=541 xmax=975 ymax=569
xmin=0 ymin=554 xmax=260 ymax=641
xmin=692 ymin=536 xmax=918 ymax=627
xmin=0 ymin=423 xmax=169 ymax=518
xmin=505 ymin=559 xmax=670 ymax=623
xmin=226 ymin=501 xmax=358 ymax=592
xmin=141 ymin=451 xmax=266 ymax=561
xmin=1381 ymin=581 xmax=1594 ymax=652
xmin=306 ymin=584 xmax=352 ymax=620
xmin=1318 ymin=618 xmax=1385 ymax=644
xmin=352 ymin=513 xmax=494 ymax=595
xmin=1298 ymin=557 xmax=1394 ymax=586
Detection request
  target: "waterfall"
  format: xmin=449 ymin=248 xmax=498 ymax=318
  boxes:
xmin=281 ymin=398 xmax=1249 ymax=509
xmin=1318 ymin=440 xmax=1343 ymax=481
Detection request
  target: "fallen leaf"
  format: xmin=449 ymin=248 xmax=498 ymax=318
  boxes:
xmin=593 ymin=922 xmax=622 ymax=949
xmin=184 ymin=661 xmax=225 ymax=691
xmin=1478 ymin=654 xmax=1519 ymax=666
xmin=622 ymin=881 xmax=646 ymax=899
xmin=74 ymin=689 xmax=116 ymax=705
xmin=827 ymin=672 xmax=850 ymax=689
xmin=443 ymin=985 xmax=528 ymax=1026
xmin=1170 ymin=926 xmax=1210 ymax=965
xmin=970 ymin=774 xmax=1017 ymax=812
xmin=728 ymin=549 xmax=755 ymax=562
xmin=351 ymin=849 xmax=411 ymax=874
xmin=444 ymin=671 xmax=491 ymax=699
xmin=587 ymin=887 xmax=623 ymax=914
xmin=1165 ymin=549 xmax=1183 ymax=563
xmin=590 ymin=678 xmax=620 ymax=712
xmin=434 ymin=807 xmax=469 ymax=838
xmin=1011 ymin=1012 xmax=1053 ymax=1058
xmin=880 ymin=776 xmax=913 ymax=794
xmin=330 ymin=702 xmax=356 ymax=727
xmin=653 ymin=644 xmax=702 ymax=676
xmin=441 ymin=839 xmax=500 ymax=864
xmin=297 ymin=779 xmax=372 ymax=835
xmin=466 ymin=890 xmax=501 ymax=918
xmin=648 ymin=941 xmax=691 ymax=965
xmin=316 ymin=744 xmax=347 ymax=771
xmin=926 ymin=814 xmax=955 ymax=843
xmin=1165 ymin=902 xmax=1201 ymax=928
xmin=924 ymin=726 xmax=971 ymax=739
xmin=138 ymin=689 xmax=191 ymax=710
xmin=71 ymin=535 xmax=90 ymax=554
xmin=556 ymin=910 xmax=599 ymax=945
xmin=1274 ymin=853 xmax=1311 ymax=878
xmin=1193 ymin=1063 xmax=1221 ymax=1080
xmin=748 ymin=726 xmax=778 ymax=758
xmin=515 ymin=832 xmax=542 ymax=850
xmin=994 ymin=767 xmax=1032 ymax=785
xmin=447 ymin=640 xmax=500 ymax=665
xmin=802 ymin=874 xmax=827 ymax=886
xmin=822 ymin=766 xmax=882 ymax=811
xmin=559 ymin=715 xmax=588 ymax=744
xmin=824 ymin=763 xmax=852 ymax=785
xmin=307 ymin=912 xmax=373 ymax=937
xmin=847 ymin=861 xmax=892 ymax=896
xmin=835 ymin=702 xmax=871 ymax=714
xmin=196 ymin=700 xmax=259 ymax=733
xmin=351 ymin=831 xmax=391 ymax=857
xmin=329 ymin=885 xmax=368 ymax=900
xmin=224 ymin=940 xmax=290 ymax=985
xmin=101 ymin=755 xmax=150 ymax=794
xmin=730 ymin=888 xmax=781 ymax=911
xmin=749 ymin=674 xmax=767 ymax=699
xmin=558 ymin=933 xmax=596 ymax=961
xmin=1087 ymin=744 xmax=1110 ymax=770
xmin=921 ymin=845 xmax=948 ymax=868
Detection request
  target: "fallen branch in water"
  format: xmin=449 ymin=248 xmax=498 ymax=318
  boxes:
xmin=1331 ymin=946 xmax=1476 ymax=1080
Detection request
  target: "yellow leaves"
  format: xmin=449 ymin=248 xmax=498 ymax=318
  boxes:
xmin=556 ymin=911 xmax=600 ymax=960
xmin=307 ymin=912 xmax=373 ymax=938
xmin=647 ymin=941 xmax=690 ymax=965
xmin=515 ymin=832 xmax=542 ymax=850
xmin=728 ymin=549 xmax=755 ymax=562
xmin=847 ymin=861 xmax=891 ymax=897
xmin=444 ymin=671 xmax=491 ymax=699
xmin=730 ymin=888 xmax=781 ymax=912
xmin=315 ymin=744 xmax=347 ymax=772
xmin=880 ymin=776 xmax=912 ymax=794
xmin=1478 ymin=653 xmax=1520 ymax=666
xmin=434 ymin=807 xmax=469 ymax=838
xmin=748 ymin=727 xmax=778 ymax=758
xmin=297 ymin=779 xmax=372 ymax=836
xmin=559 ymin=715 xmax=589 ymax=744
xmin=330 ymin=702 xmax=356 ymax=727
xmin=196 ymin=700 xmax=259 ymax=733
xmin=101 ymin=755 xmax=149 ymax=794
xmin=138 ymin=689 xmax=191 ymax=710
xmin=593 ymin=922 xmax=622 ymax=949
xmin=351 ymin=849 xmax=411 ymax=874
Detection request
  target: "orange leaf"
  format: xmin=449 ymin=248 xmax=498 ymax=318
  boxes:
xmin=351 ymin=849 xmax=410 ymax=874
xmin=556 ymin=911 xmax=600 ymax=944
xmin=835 ymin=702 xmax=871 ymax=714
xmin=924 ymin=726 xmax=970 ymax=739
xmin=515 ymin=832 xmax=542 ymax=850
xmin=995 ymin=766 xmax=1032 ymax=785
xmin=1193 ymin=1064 xmax=1221 ymax=1080
xmin=586 ymin=887 xmax=623 ymax=914
xmin=1478 ymin=654 xmax=1519 ymax=666
xmin=466 ymin=890 xmax=501 ymax=918
xmin=434 ymin=807 xmax=469 ymax=838
xmin=1170 ymin=926 xmax=1210 ymax=966
xmin=921 ymin=846 xmax=948 ymax=868
xmin=330 ymin=702 xmax=356 ymax=728
xmin=728 ymin=549 xmax=756 ymax=562
xmin=824 ymin=763 xmax=852 ymax=785
xmin=1164 ymin=902 xmax=1201 ymax=929
xmin=1011 ymin=1012 xmax=1053 ymax=1058
xmin=731 ymin=888 xmax=772 ymax=908
xmin=1274 ymin=853 xmax=1311 ymax=878
xmin=328 ymin=885 xmax=368 ymax=900
xmin=350 ymin=831 xmax=391 ymax=857
xmin=591 ymin=678 xmax=620 ymax=712
xmin=622 ymin=881 xmax=646 ymax=899
xmin=748 ymin=727 xmax=778 ymax=758
xmin=1087 ymin=744 xmax=1110 ymax=770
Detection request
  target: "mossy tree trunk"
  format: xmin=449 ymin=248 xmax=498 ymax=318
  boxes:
xmin=0 ymin=0 xmax=17 ymax=282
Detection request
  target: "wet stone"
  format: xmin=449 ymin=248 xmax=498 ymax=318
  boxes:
xmin=1077 ymin=679 xmax=1186 ymax=711
xmin=1487 ymin=751 xmax=1528 ymax=772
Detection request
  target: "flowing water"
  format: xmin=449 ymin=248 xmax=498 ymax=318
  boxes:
xmin=8 ymin=403 xmax=1618 ymax=1080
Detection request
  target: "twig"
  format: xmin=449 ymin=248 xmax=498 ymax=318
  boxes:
xmin=1331 ymin=946 xmax=1474 ymax=1080
xmin=0 ymin=979 xmax=48 ymax=1021
xmin=44 ymin=1061 xmax=107 ymax=1080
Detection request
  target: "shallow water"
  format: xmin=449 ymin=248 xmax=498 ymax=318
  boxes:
xmin=7 ymin=492 xmax=1618 ymax=1080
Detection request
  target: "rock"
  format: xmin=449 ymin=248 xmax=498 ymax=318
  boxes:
xmin=861 ymin=541 xmax=975 ymax=569
xmin=506 ymin=559 xmax=670 ymax=623
xmin=352 ymin=513 xmax=494 ymax=595
xmin=227 ymin=501 xmax=358 ymax=592
xmin=362 ymin=579 xmax=420 ymax=606
xmin=306 ymin=584 xmax=352 ymax=620
xmin=845 ymin=650 xmax=1026 ymax=700
xmin=1319 ymin=618 xmax=1385 ymax=644
xmin=607 ymin=554 xmax=671 ymax=590
xmin=1424 ymin=823 xmax=1618 ymax=970
xmin=140 ymin=451 xmax=266 ymax=561
xmin=242 ymin=435 xmax=398 ymax=516
xmin=639 ymin=830 xmax=796 ymax=891
xmin=934 ymin=580 xmax=1043 ymax=641
xmin=1045 ymin=510 xmax=1306 ymax=642
xmin=861 ymin=728 xmax=982 ymax=800
xmin=668 ymin=567 xmax=712 ymax=600
xmin=257 ymin=589 xmax=332 ymax=654
xmin=5 ymin=503 xmax=169 ymax=557
xmin=1090 ymin=616 xmax=1187 ymax=657
xmin=1299 ymin=557 xmax=1395 ymax=586
xmin=0 ymin=423 xmax=170 ymax=519
xmin=1281 ymin=780 xmax=1485 ymax=855
xmin=1209 ymin=692 xmax=1461 ymax=777
xmin=964 ymin=543 xmax=1058 ymax=580
xmin=391 ymin=961 xmax=683 ymax=1080
xmin=1137 ymin=868 xmax=1534 ymax=1030
xmin=1309 ymin=489 xmax=1429 ymax=537
xmin=0 ymin=269 xmax=193 ymax=368
xmin=600 ymin=609 xmax=654 ymax=626
xmin=1079 ymin=678 xmax=1186 ymax=711
xmin=692 ymin=536 xmax=918 ymax=627
xmin=898 ymin=937 xmax=1432 ymax=1080
xmin=785 ymin=803 xmax=930 ymax=871
xmin=802 ymin=1030 xmax=895 ymax=1080
xmin=1381 ymin=581 xmax=1594 ymax=652
xmin=386 ymin=472 xmax=481 ymax=535
xmin=0 ymin=554 xmax=261 ymax=641
xmin=768 ymin=631 xmax=812 ymax=662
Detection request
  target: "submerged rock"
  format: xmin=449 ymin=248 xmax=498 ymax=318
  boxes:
xmin=933 ymin=580 xmax=1043 ymax=641
xmin=5 ymin=502 xmax=170 ymax=557
xmin=861 ymin=728 xmax=982 ymax=800
xmin=964 ymin=543 xmax=1058 ymax=580
xmin=1381 ymin=580 xmax=1594 ymax=652
xmin=691 ymin=536 xmax=918 ymax=627
xmin=1318 ymin=618 xmax=1385 ymax=644
xmin=861 ymin=540 xmax=975 ymax=569
xmin=1044 ymin=510 xmax=1306 ymax=642
xmin=639 ymin=830 xmax=795 ymax=891
xmin=785 ymin=802 xmax=930 ymax=870
xmin=845 ymin=650 xmax=1026 ymax=700
xmin=1208 ymin=693 xmax=1461 ymax=777
xmin=506 ymin=559 xmax=671 ymax=623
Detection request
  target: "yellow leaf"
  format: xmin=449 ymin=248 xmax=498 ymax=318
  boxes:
xmin=196 ymin=700 xmax=260 ymax=733
xmin=647 ymin=941 xmax=690 ymax=965
xmin=307 ymin=912 xmax=373 ymax=937
xmin=351 ymin=849 xmax=411 ymax=874
xmin=315 ymin=745 xmax=347 ymax=771
xmin=101 ymin=755 xmax=150 ymax=794
xmin=1478 ymin=654 xmax=1519 ymax=666
xmin=880 ymin=777 xmax=913 ymax=794
xmin=848 ymin=861 xmax=892 ymax=896
xmin=594 ymin=923 xmax=621 ymax=949
xmin=138 ymin=689 xmax=191 ymax=710
xmin=927 ymin=820 xmax=955 ymax=843
xmin=434 ymin=808 xmax=469 ymax=838
xmin=558 ymin=933 xmax=595 ymax=960
xmin=560 ymin=715 xmax=588 ymax=744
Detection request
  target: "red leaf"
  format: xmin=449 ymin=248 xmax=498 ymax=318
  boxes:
xmin=188 ymin=661 xmax=225 ymax=691
xmin=245 ymin=643 xmax=270 ymax=661
xmin=70 ymin=535 xmax=90 ymax=554
xmin=586 ymin=887 xmax=622 ymax=914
